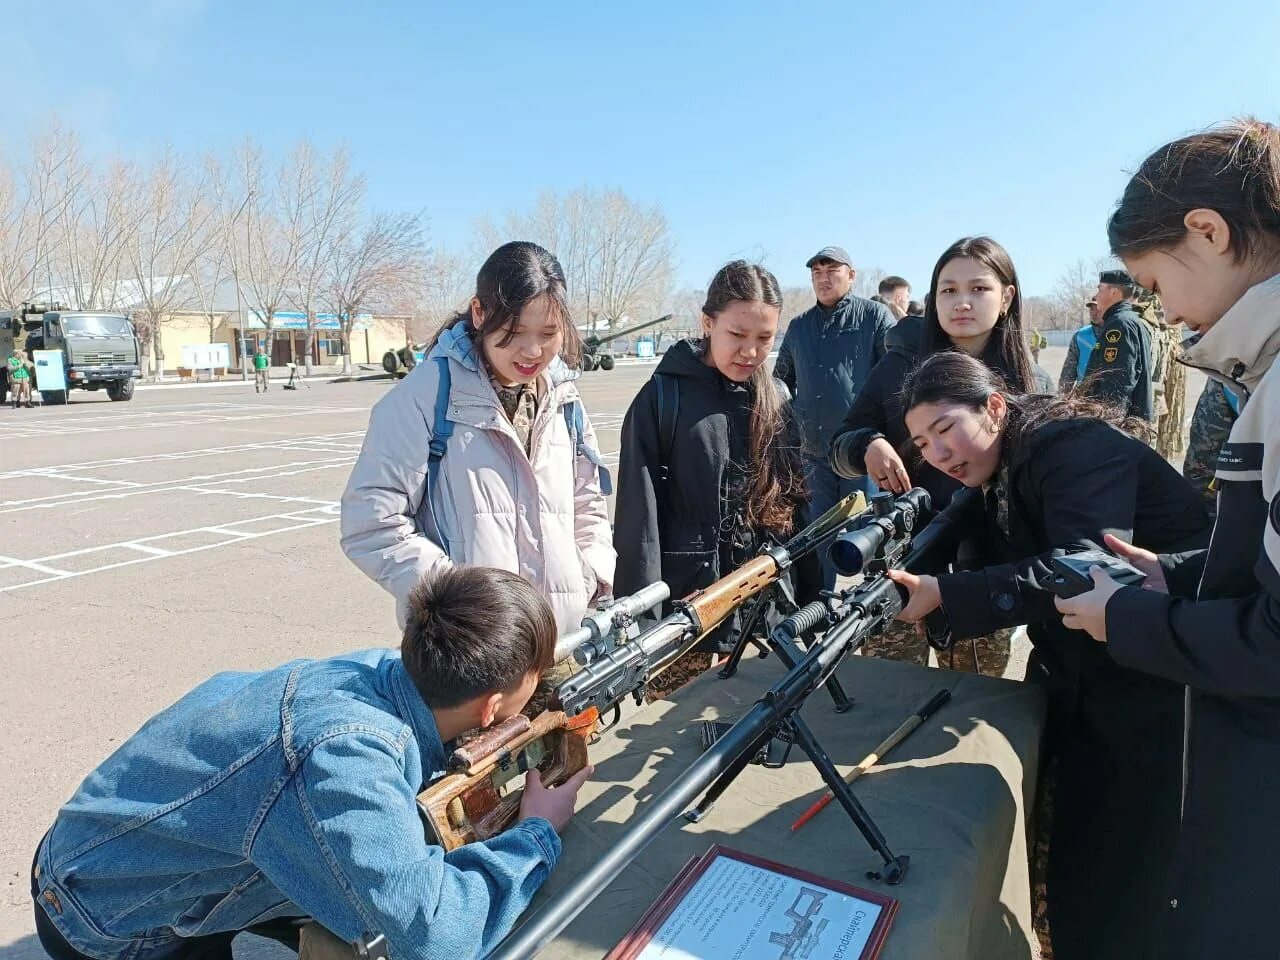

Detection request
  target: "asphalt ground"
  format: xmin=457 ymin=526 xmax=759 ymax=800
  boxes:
xmin=0 ymin=345 xmax=1203 ymax=958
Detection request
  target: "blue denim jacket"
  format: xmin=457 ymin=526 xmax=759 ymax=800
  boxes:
xmin=34 ymin=649 xmax=561 ymax=960
xmin=774 ymin=294 xmax=894 ymax=458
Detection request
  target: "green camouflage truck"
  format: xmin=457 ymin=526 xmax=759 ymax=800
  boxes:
xmin=0 ymin=303 xmax=141 ymax=404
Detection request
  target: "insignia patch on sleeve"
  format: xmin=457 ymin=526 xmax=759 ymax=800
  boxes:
xmin=1105 ymin=329 xmax=1122 ymax=344
xmin=1103 ymin=347 xmax=1118 ymax=362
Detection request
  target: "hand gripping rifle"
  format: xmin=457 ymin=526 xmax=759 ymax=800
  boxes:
xmin=486 ymin=488 xmax=978 ymax=960
xmin=555 ymin=490 xmax=869 ymax=719
xmin=417 ymin=583 xmax=672 ymax=850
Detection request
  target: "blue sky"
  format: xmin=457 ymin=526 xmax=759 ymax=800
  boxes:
xmin=6 ymin=0 xmax=1279 ymax=299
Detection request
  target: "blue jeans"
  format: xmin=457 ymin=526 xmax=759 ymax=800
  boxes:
xmin=804 ymin=456 xmax=875 ymax=590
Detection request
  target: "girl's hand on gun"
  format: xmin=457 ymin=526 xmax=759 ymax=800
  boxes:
xmin=519 ymin=765 xmax=594 ymax=834
xmin=865 ymin=439 xmax=911 ymax=494
xmin=885 ymin=570 xmax=941 ymax=623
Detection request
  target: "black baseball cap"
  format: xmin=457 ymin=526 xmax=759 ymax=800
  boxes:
xmin=1099 ymin=269 xmax=1134 ymax=287
xmin=806 ymin=246 xmax=853 ymax=269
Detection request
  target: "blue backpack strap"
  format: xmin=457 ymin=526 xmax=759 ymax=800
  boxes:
xmin=424 ymin=356 xmax=454 ymax=538
xmin=563 ymin=399 xmax=612 ymax=495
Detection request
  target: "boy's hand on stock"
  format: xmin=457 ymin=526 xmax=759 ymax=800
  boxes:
xmin=519 ymin=765 xmax=594 ymax=834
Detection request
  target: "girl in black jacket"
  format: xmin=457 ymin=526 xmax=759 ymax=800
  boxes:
xmin=830 ymin=235 xmax=1051 ymax=508
xmin=1055 ymin=119 xmax=1280 ymax=960
xmin=613 ymin=261 xmax=811 ymax=653
xmin=889 ymin=351 xmax=1211 ymax=960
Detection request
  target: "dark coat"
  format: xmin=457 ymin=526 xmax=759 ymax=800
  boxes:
xmin=774 ymin=292 xmax=894 ymax=458
xmin=1105 ymin=275 xmax=1280 ymax=959
xmin=613 ymin=340 xmax=815 ymax=651
xmin=1081 ymin=301 xmax=1154 ymax=420
xmin=937 ymin=417 xmax=1211 ymax=960
xmin=829 ymin=316 xmax=1054 ymax=510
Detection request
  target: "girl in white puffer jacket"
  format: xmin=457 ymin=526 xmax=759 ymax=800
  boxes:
xmin=341 ymin=241 xmax=615 ymax=635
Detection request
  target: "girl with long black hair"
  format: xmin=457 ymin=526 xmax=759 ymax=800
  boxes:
xmin=889 ymin=350 xmax=1210 ymax=960
xmin=613 ymin=260 xmax=812 ymax=653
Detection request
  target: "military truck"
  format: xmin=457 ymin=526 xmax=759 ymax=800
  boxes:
xmin=0 ymin=303 xmax=141 ymax=404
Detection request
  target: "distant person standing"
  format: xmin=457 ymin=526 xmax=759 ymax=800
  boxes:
xmin=906 ymin=299 xmax=925 ymax=317
xmin=1079 ymin=269 xmax=1154 ymax=420
xmin=775 ymin=246 xmax=894 ymax=589
xmin=7 ymin=352 xmax=33 ymax=408
xmin=1059 ymin=299 xmax=1102 ymax=392
xmin=878 ymin=276 xmax=911 ymax=320
xmin=253 ymin=347 xmax=270 ymax=393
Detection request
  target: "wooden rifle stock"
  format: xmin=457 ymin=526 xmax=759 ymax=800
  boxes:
xmin=678 ymin=490 xmax=869 ymax=641
xmin=417 ymin=708 xmax=599 ymax=850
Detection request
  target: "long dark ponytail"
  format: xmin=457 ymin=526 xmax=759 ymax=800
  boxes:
xmin=701 ymin=260 xmax=806 ymax=536
xmin=921 ymin=236 xmax=1038 ymax=393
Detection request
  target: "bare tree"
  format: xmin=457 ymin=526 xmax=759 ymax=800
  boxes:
xmin=123 ymin=151 xmax=217 ymax=379
xmin=283 ymin=144 xmax=364 ymax=375
xmin=328 ymin=210 xmax=425 ymax=375
xmin=231 ymin=140 xmax=307 ymax=367
xmin=1051 ymin=256 xmax=1115 ymax=329
xmin=485 ymin=187 xmax=674 ymax=333
xmin=415 ymin=248 xmax=473 ymax=338
xmin=854 ymin=266 xmax=888 ymax=300
xmin=0 ymin=129 xmax=79 ymax=308
xmin=50 ymin=143 xmax=136 ymax=311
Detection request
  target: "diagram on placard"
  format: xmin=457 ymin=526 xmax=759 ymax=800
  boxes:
xmin=767 ymin=886 xmax=830 ymax=960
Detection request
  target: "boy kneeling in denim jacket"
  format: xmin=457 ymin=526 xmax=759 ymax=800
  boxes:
xmin=31 ymin=567 xmax=593 ymax=960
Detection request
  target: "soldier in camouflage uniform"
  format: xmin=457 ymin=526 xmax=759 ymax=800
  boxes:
xmin=1183 ymin=378 xmax=1239 ymax=520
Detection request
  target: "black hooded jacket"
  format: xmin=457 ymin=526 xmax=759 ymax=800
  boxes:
xmin=937 ymin=416 xmax=1211 ymax=959
xmin=829 ymin=316 xmax=1054 ymax=509
xmin=613 ymin=340 xmax=813 ymax=644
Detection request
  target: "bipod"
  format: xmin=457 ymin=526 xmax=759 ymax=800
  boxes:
xmin=718 ymin=581 xmax=853 ymax=713
xmin=687 ymin=628 xmax=904 ymax=883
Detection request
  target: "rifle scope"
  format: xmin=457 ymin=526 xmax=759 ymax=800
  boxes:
xmin=829 ymin=489 xmax=931 ymax=577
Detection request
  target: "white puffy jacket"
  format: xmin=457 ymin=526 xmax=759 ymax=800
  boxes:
xmin=340 ymin=323 xmax=615 ymax=632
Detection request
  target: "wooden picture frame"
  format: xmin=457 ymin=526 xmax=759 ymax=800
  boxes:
xmin=605 ymin=844 xmax=898 ymax=960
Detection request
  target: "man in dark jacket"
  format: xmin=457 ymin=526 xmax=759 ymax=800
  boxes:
xmin=1081 ymin=269 xmax=1154 ymax=420
xmin=775 ymin=246 xmax=894 ymax=588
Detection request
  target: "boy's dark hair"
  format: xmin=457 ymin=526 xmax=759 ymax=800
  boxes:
xmin=401 ymin=567 xmax=556 ymax=709
xmin=879 ymin=275 xmax=909 ymax=295
xmin=1109 ymin=118 xmax=1280 ymax=262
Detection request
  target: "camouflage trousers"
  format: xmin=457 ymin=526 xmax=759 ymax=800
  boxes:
xmin=860 ymin=621 xmax=1013 ymax=676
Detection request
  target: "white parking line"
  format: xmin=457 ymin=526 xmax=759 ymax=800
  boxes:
xmin=0 ymin=431 xmax=366 ymax=479
xmin=0 ymin=504 xmax=341 ymax=593
xmin=0 ymin=406 xmax=367 ymax=439
xmin=0 ymin=457 xmax=358 ymax=512
xmin=0 ymin=555 xmax=74 ymax=576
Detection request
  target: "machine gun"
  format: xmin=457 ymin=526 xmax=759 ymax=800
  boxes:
xmin=488 ymin=488 xmax=978 ymax=960
xmin=556 ymin=489 xmax=869 ymax=718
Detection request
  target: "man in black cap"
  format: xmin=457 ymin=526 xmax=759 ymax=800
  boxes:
xmin=775 ymin=245 xmax=895 ymax=589
xmin=1080 ymin=269 xmax=1154 ymax=420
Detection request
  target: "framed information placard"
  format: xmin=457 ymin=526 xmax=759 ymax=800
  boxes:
xmin=605 ymin=845 xmax=898 ymax=960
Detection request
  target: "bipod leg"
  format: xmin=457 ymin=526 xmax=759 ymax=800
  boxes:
xmin=772 ymin=631 xmax=853 ymax=714
xmin=785 ymin=714 xmax=908 ymax=884
xmin=717 ymin=591 xmax=772 ymax=679
xmin=684 ymin=725 xmax=774 ymax=823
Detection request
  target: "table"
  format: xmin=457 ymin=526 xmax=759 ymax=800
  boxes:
xmin=524 ymin=651 xmax=1046 ymax=960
